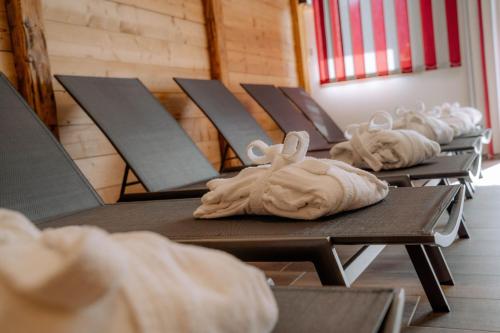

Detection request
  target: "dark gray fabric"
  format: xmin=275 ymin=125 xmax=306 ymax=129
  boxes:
xmin=43 ymin=186 xmax=459 ymax=244
xmin=280 ymin=86 xmax=346 ymax=143
xmin=56 ymin=75 xmax=219 ymax=192
xmin=281 ymin=86 xmax=482 ymax=153
xmin=0 ymin=73 xmax=102 ymax=221
xmin=175 ymin=78 xmax=273 ymax=166
xmin=272 ymin=287 xmax=394 ymax=333
xmin=459 ymin=127 xmax=490 ymax=138
xmin=239 ymin=84 xmax=476 ymax=179
xmin=307 ymin=150 xmax=332 ymax=159
xmin=375 ymin=154 xmax=476 ymax=180
xmin=241 ymin=84 xmax=331 ymax=151
xmin=441 ymin=136 xmax=481 ymax=152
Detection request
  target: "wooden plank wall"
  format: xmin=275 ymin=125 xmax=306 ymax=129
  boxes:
xmin=223 ymin=0 xmax=298 ymax=165
xmin=41 ymin=0 xmax=216 ymax=202
xmin=0 ymin=0 xmax=300 ymax=203
xmin=0 ymin=0 xmax=17 ymax=85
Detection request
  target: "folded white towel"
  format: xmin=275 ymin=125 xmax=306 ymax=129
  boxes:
xmin=392 ymin=106 xmax=455 ymax=144
xmin=330 ymin=112 xmax=441 ymax=171
xmin=195 ymin=131 xmax=388 ymax=220
xmin=0 ymin=209 xmax=278 ymax=333
xmin=434 ymin=102 xmax=482 ymax=137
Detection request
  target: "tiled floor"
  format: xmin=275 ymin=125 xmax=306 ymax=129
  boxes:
xmin=253 ymin=158 xmax=500 ymax=332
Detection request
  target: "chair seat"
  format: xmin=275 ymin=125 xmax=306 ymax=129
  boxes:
xmin=122 ymin=153 xmax=474 ymax=202
xmin=272 ymin=287 xmax=401 ymax=333
xmin=375 ymin=154 xmax=476 ymax=180
xmin=441 ymin=136 xmax=481 ymax=152
xmin=42 ymin=186 xmax=459 ymax=245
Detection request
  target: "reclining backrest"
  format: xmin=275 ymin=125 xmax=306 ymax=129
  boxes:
xmin=175 ymin=78 xmax=273 ymax=166
xmin=0 ymin=73 xmax=102 ymax=222
xmin=241 ymin=83 xmax=331 ymax=151
xmin=56 ymin=75 xmax=219 ymax=192
xmin=280 ymin=87 xmax=346 ymax=143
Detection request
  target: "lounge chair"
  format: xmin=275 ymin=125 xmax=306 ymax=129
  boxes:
xmin=55 ymin=75 xmax=231 ymax=201
xmin=1 ymin=72 xmax=463 ymax=312
xmin=279 ymin=86 xmax=488 ymax=153
xmin=175 ymin=79 xmax=478 ymax=200
xmin=241 ymin=83 xmax=334 ymax=151
xmin=272 ymin=287 xmax=405 ymax=333
xmin=242 ymin=84 xmax=480 ymax=196
xmin=279 ymin=85 xmax=485 ymax=197
xmin=56 ymin=75 xmax=413 ymax=202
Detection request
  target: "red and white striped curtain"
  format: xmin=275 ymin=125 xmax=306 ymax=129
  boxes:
xmin=313 ymin=0 xmax=461 ymax=83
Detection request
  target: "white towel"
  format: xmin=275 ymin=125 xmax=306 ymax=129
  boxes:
xmin=392 ymin=106 xmax=455 ymax=144
xmin=0 ymin=209 xmax=278 ymax=333
xmin=435 ymin=102 xmax=482 ymax=137
xmin=194 ymin=131 xmax=388 ymax=220
xmin=330 ymin=112 xmax=441 ymax=171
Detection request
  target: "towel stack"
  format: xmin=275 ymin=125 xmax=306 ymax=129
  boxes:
xmin=433 ymin=102 xmax=483 ymax=137
xmin=393 ymin=102 xmax=483 ymax=139
xmin=330 ymin=112 xmax=441 ymax=171
xmin=0 ymin=209 xmax=278 ymax=333
xmin=392 ymin=106 xmax=455 ymax=144
xmin=195 ymin=131 xmax=388 ymax=220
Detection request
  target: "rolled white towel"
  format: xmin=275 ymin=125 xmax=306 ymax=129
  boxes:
xmin=195 ymin=131 xmax=388 ymax=220
xmin=0 ymin=209 xmax=278 ymax=333
xmin=330 ymin=112 xmax=441 ymax=171
xmin=392 ymin=106 xmax=455 ymax=144
xmin=436 ymin=102 xmax=482 ymax=136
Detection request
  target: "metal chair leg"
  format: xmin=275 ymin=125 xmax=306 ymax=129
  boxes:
xmin=469 ymin=181 xmax=476 ymax=193
xmin=458 ymin=217 xmax=471 ymax=239
xmin=313 ymin=244 xmax=349 ymax=286
xmin=446 ymin=198 xmax=469 ymax=240
xmin=459 ymin=179 xmax=474 ymax=199
xmin=424 ymin=246 xmax=455 ymax=285
xmin=406 ymin=245 xmax=451 ymax=312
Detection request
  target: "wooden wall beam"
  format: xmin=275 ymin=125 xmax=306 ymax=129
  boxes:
xmin=5 ymin=0 xmax=58 ymax=136
xmin=202 ymin=0 xmax=231 ymax=170
xmin=203 ymin=0 xmax=229 ymax=85
xmin=290 ymin=0 xmax=310 ymax=92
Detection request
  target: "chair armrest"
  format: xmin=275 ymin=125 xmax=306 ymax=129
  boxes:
xmin=434 ymin=185 xmax=465 ymax=247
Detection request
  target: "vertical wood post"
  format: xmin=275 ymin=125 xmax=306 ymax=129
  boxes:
xmin=290 ymin=0 xmax=310 ymax=92
xmin=5 ymin=0 xmax=58 ymax=136
xmin=203 ymin=0 xmax=229 ymax=85
xmin=202 ymin=0 xmax=230 ymax=170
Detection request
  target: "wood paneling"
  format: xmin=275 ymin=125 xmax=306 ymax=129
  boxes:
xmin=6 ymin=0 xmax=58 ymax=135
xmin=203 ymin=0 xmax=228 ymax=84
xmin=0 ymin=0 xmax=16 ymax=85
xmin=42 ymin=0 xmax=218 ymax=202
xmin=1 ymin=0 xmax=302 ymax=202
xmin=221 ymin=0 xmax=299 ymax=167
xmin=42 ymin=0 xmax=207 ymax=47
xmin=290 ymin=0 xmax=309 ymax=91
xmin=111 ymin=0 xmax=205 ymax=23
xmin=0 ymin=7 xmax=12 ymax=51
xmin=0 ymin=50 xmax=15 ymax=80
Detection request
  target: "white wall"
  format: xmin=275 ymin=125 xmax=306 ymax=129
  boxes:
xmin=302 ymin=3 xmax=497 ymax=150
xmin=481 ymin=0 xmax=500 ymax=154
xmin=309 ymin=65 xmax=470 ymax=129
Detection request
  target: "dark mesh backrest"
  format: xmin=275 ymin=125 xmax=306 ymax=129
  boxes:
xmin=280 ymin=87 xmax=346 ymax=143
xmin=241 ymin=84 xmax=331 ymax=151
xmin=56 ymin=76 xmax=219 ymax=192
xmin=175 ymin=78 xmax=273 ymax=166
xmin=0 ymin=73 xmax=102 ymax=222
